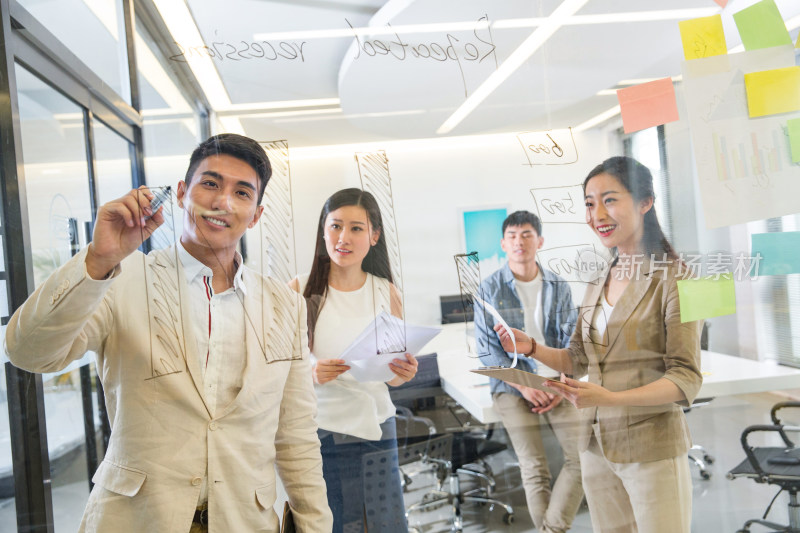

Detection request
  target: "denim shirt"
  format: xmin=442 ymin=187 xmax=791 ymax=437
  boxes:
xmin=474 ymin=262 xmax=578 ymax=396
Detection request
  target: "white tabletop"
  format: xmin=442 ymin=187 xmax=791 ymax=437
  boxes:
xmin=430 ymin=332 xmax=800 ymax=425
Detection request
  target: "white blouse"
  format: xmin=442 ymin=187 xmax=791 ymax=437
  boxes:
xmin=299 ymin=272 xmax=396 ymax=441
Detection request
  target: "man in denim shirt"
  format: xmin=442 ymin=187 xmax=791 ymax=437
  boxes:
xmin=474 ymin=211 xmax=583 ymax=533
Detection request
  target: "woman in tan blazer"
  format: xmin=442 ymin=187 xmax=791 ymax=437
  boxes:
xmin=496 ymin=156 xmax=703 ymax=533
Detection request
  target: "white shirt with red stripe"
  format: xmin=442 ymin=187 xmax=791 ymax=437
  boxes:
xmin=177 ymin=243 xmax=247 ymax=505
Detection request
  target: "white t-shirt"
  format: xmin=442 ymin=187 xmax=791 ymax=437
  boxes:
xmin=590 ymin=291 xmax=615 ymax=346
xmin=299 ymin=273 xmax=396 ymax=441
xmin=515 ymin=272 xmax=559 ymax=378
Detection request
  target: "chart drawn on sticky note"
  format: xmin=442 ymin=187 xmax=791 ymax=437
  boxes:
xmin=711 ymin=126 xmax=792 ymax=182
xmin=682 ymin=45 xmax=800 ymax=229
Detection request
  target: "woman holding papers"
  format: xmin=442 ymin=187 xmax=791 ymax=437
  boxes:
xmin=495 ymin=157 xmax=702 ymax=533
xmin=290 ymin=188 xmax=417 ymax=533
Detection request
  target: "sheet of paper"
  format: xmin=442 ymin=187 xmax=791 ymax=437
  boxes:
xmin=677 ymin=274 xmax=736 ymax=323
xmin=338 ymin=311 xmax=441 ymax=382
xmin=751 ymin=232 xmax=800 ymax=276
xmin=616 ymin=78 xmax=680 ymax=134
xmin=682 ymin=45 xmax=800 ymax=228
xmin=744 ymin=66 xmax=800 ymax=118
xmin=788 ymin=118 xmax=800 ymax=163
xmin=475 ymin=296 xmax=518 ymax=368
xmin=679 ymin=15 xmax=727 ymax=60
xmin=471 ymin=367 xmax=561 ymax=393
xmin=733 ymin=0 xmax=792 ymax=51
xmin=348 ymin=354 xmax=398 ymax=382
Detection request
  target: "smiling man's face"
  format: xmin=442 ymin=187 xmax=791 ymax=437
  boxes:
xmin=176 ymin=154 xmax=264 ymax=261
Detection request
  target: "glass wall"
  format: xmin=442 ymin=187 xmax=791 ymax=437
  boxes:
xmin=93 ymin=119 xmax=134 ymax=206
xmin=136 ymin=16 xmax=202 ymax=240
xmin=16 ymin=0 xmax=130 ymax=103
xmin=13 ymin=63 xmax=96 ymax=532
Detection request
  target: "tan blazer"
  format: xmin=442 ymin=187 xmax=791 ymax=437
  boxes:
xmin=6 ymin=246 xmax=332 ymax=533
xmin=566 ymin=259 xmax=703 ymax=464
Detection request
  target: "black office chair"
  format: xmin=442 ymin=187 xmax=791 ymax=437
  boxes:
xmin=727 ymin=401 xmax=800 ymax=532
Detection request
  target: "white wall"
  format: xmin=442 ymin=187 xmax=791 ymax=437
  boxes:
xmin=247 ymin=129 xmax=615 ymax=325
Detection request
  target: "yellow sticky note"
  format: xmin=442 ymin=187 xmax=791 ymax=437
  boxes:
xmin=744 ymin=66 xmax=800 ymax=118
xmin=679 ymin=15 xmax=727 ymax=60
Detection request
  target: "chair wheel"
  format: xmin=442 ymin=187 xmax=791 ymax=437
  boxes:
xmin=704 ymin=455 xmax=714 ymax=464
xmin=503 ymin=513 xmax=514 ymax=525
xmin=700 ymin=470 xmax=711 ymax=480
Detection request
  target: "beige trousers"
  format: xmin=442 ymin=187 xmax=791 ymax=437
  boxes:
xmin=493 ymin=392 xmax=584 ymax=533
xmin=580 ymin=426 xmax=692 ymax=533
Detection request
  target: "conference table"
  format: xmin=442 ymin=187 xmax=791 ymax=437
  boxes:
xmin=424 ymin=324 xmax=800 ymax=425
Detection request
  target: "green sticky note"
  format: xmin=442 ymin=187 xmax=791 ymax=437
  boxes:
xmin=677 ymin=274 xmax=736 ymax=323
xmin=733 ymin=0 xmax=792 ymax=51
xmin=789 ymin=118 xmax=800 ymax=163
xmin=752 ymin=232 xmax=800 ymax=275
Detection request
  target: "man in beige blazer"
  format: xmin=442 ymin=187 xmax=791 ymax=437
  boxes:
xmin=6 ymin=134 xmax=332 ymax=532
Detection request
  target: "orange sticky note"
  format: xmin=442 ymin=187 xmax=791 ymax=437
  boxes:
xmin=679 ymin=14 xmax=727 ymax=60
xmin=616 ymin=78 xmax=680 ymax=134
xmin=744 ymin=66 xmax=800 ymax=118
xmin=714 ymin=0 xmax=728 ymax=7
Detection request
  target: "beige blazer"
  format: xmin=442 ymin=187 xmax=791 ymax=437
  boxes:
xmin=6 ymin=246 xmax=332 ymax=533
xmin=566 ymin=259 xmax=703 ymax=464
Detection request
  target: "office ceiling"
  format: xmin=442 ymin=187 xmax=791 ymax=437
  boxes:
xmin=183 ymin=0 xmax=800 ymax=146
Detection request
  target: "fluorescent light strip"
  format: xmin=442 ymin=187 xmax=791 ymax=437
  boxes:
xmin=273 ymin=109 xmax=425 ymax=124
xmin=566 ymin=8 xmax=719 ymax=25
xmin=574 ymin=105 xmax=621 ymax=132
xmin=153 ymin=0 xmax=231 ymax=110
xmin=253 ymin=7 xmax=720 ymax=42
xmin=240 ymin=108 xmax=343 ymax=120
xmin=216 ymin=98 xmax=340 ymax=114
xmin=436 ymin=0 xmax=590 ymax=135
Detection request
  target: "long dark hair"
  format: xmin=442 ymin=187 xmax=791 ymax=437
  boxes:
xmin=303 ymin=188 xmax=394 ymax=344
xmin=583 ymin=156 xmax=677 ymax=260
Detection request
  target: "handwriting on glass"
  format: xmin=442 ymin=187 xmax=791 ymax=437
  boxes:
xmin=536 ymin=245 xmax=607 ymax=285
xmin=530 ymin=185 xmax=585 ymax=224
xmin=346 ymin=15 xmax=497 ymax=98
xmin=516 ymin=128 xmax=578 ymax=166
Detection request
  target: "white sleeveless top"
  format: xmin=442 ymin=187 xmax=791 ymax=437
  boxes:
xmin=299 ymin=272 xmax=396 ymax=441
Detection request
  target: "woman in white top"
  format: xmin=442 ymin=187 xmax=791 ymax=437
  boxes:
xmin=291 ymin=188 xmax=418 ymax=533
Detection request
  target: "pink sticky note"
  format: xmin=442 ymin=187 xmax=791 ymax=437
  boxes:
xmin=616 ymin=78 xmax=680 ymax=134
xmin=714 ymin=0 xmax=728 ymax=7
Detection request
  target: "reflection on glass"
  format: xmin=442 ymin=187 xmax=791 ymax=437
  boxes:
xmin=17 ymin=0 xmax=130 ymax=104
xmin=93 ymin=119 xmax=133 ymax=206
xmin=15 ymin=63 xmax=95 ymax=532
xmin=136 ymin=16 xmax=201 ymax=242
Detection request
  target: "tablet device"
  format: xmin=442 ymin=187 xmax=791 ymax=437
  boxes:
xmin=470 ymin=367 xmax=562 ymax=393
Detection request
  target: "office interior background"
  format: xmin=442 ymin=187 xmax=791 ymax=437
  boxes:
xmin=0 ymin=0 xmax=799 ymax=531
